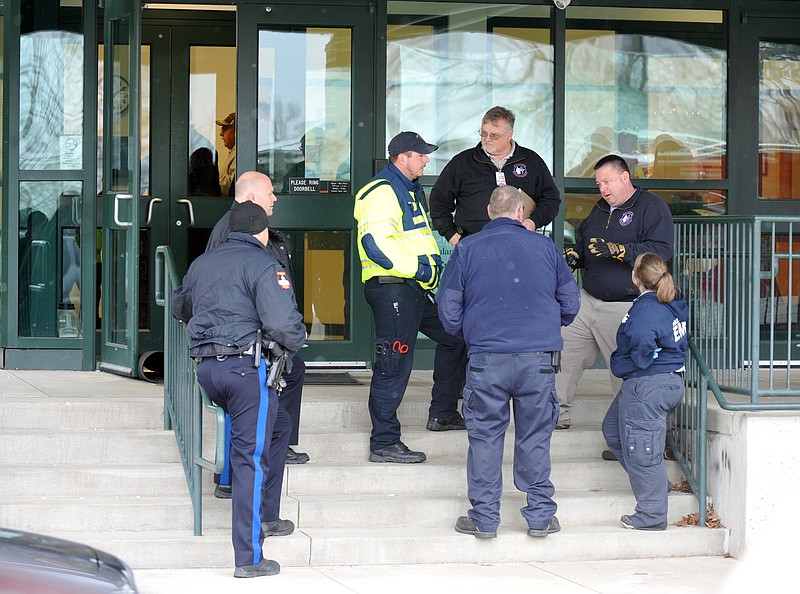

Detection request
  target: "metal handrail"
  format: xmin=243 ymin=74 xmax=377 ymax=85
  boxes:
xmin=155 ymin=245 xmax=225 ymax=535
xmin=670 ymin=216 xmax=800 ymax=527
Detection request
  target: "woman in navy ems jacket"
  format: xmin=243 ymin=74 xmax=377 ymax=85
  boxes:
xmin=602 ymin=252 xmax=688 ymax=531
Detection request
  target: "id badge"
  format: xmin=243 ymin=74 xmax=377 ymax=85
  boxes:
xmin=496 ymin=171 xmax=506 ymax=186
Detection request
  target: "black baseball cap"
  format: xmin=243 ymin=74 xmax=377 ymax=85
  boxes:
xmin=230 ymin=201 xmax=269 ymax=235
xmin=388 ymin=131 xmax=439 ymax=156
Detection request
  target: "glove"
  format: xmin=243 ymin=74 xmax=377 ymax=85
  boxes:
xmin=564 ymin=247 xmax=581 ymax=270
xmin=588 ymin=237 xmax=626 ymax=261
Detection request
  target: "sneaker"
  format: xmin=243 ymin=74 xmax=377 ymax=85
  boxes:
xmin=555 ymin=421 xmax=571 ymax=430
xmin=369 ymin=441 xmax=426 ymax=463
xmin=286 ymin=446 xmax=310 ymax=465
xmin=620 ymin=515 xmax=636 ymax=530
xmin=263 ymin=518 xmax=295 ymax=537
xmin=426 ymin=411 xmax=467 ymax=431
xmin=454 ymin=515 xmax=496 ymax=539
xmin=619 ymin=515 xmax=666 ymax=531
xmin=602 ymin=449 xmax=618 ymax=461
xmin=233 ymin=558 xmax=280 ymax=578
xmin=527 ymin=516 xmax=561 ymax=537
xmin=214 ymin=484 xmax=232 ymax=499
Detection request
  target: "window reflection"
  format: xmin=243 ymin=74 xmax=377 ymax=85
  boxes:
xmin=97 ymin=45 xmax=151 ymax=195
xmin=563 ymin=188 xmax=727 ymax=248
xmin=188 ymin=46 xmax=236 ymax=197
xmin=257 ymin=28 xmax=352 ymax=194
xmin=759 ymin=41 xmax=800 ymax=200
xmin=565 ymin=9 xmax=726 ymax=183
xmin=19 ymin=31 xmax=84 ymax=170
xmin=387 ymin=3 xmax=552 ymax=174
xmin=18 ymin=181 xmax=83 ymax=337
xmin=302 ymin=231 xmax=350 ymax=342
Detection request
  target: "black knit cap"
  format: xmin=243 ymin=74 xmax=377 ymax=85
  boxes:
xmin=229 ymin=201 xmax=269 ymax=234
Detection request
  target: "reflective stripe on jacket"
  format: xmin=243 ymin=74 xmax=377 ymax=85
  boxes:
xmin=354 ymin=163 xmax=442 ymax=290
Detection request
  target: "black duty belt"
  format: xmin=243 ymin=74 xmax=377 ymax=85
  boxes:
xmin=375 ymin=276 xmax=406 ymax=284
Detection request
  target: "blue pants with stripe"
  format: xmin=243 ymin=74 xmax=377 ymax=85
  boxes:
xmin=463 ymin=352 xmax=559 ymax=532
xmin=216 ymin=354 xmax=305 ymax=486
xmin=198 ymin=354 xmax=291 ymax=567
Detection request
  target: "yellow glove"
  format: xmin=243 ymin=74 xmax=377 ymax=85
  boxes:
xmin=588 ymin=237 xmax=626 ymax=261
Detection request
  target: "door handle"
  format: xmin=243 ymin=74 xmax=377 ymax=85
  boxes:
xmin=114 ymin=193 xmax=134 ymax=227
xmin=176 ymin=199 xmax=195 ymax=227
xmin=146 ymin=197 xmax=163 ymax=226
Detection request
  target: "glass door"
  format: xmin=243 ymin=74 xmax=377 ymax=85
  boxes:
xmin=237 ymin=4 xmax=376 ymax=366
xmin=741 ymin=17 xmax=800 ymax=363
xmin=99 ymin=0 xmax=141 ymax=376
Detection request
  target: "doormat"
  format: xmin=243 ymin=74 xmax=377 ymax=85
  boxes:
xmin=303 ymin=372 xmax=361 ymax=386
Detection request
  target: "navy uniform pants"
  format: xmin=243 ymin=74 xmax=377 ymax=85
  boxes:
xmin=364 ymin=278 xmax=467 ymax=451
xmin=463 ymin=352 xmax=559 ymax=532
xmin=602 ymin=372 xmax=684 ymax=530
xmin=216 ymin=354 xmax=304 ymax=487
xmin=198 ymin=354 xmax=291 ymax=567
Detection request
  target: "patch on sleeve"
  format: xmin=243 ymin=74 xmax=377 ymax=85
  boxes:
xmin=276 ymin=271 xmax=292 ymax=290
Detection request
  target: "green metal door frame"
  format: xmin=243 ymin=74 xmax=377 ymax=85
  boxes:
xmin=99 ymin=0 xmax=141 ymax=376
xmin=236 ymin=1 xmax=379 ymax=366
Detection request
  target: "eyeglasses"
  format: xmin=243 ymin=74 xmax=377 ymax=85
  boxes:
xmin=479 ymin=129 xmax=510 ymax=142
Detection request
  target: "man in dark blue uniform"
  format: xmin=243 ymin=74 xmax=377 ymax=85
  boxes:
xmin=556 ymin=154 xmax=674 ymax=435
xmin=438 ymin=185 xmax=580 ymax=539
xmin=172 ymin=200 xmax=306 ymax=578
xmin=206 ymin=172 xmax=309 ymax=501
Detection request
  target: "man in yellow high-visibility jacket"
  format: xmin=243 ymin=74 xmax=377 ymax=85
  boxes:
xmin=354 ymin=132 xmax=467 ymax=464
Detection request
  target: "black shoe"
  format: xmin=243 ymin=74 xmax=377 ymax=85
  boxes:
xmin=369 ymin=441 xmax=426 ymax=463
xmin=286 ymin=446 xmax=310 ymax=465
xmin=455 ymin=515 xmax=496 ymax=539
xmin=214 ymin=484 xmax=232 ymax=499
xmin=263 ymin=518 xmax=295 ymax=537
xmin=528 ymin=516 xmax=561 ymax=537
xmin=555 ymin=421 xmax=571 ymax=430
xmin=426 ymin=411 xmax=466 ymax=431
xmin=602 ymin=449 xmax=618 ymax=461
xmin=233 ymin=558 xmax=280 ymax=578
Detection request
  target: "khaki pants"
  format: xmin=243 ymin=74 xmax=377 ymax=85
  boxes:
xmin=555 ymin=289 xmax=632 ymax=425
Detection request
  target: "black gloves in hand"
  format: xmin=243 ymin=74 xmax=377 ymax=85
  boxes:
xmin=564 ymin=247 xmax=581 ymax=270
xmin=588 ymin=237 xmax=626 ymax=261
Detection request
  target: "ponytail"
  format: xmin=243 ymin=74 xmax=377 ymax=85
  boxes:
xmin=634 ymin=253 xmax=676 ymax=303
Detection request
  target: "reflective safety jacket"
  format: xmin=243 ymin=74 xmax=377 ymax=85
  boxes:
xmin=354 ymin=163 xmax=443 ymax=290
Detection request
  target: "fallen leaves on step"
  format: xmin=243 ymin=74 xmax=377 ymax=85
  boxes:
xmin=672 ymin=479 xmax=693 ymax=493
xmin=676 ymin=505 xmax=723 ymax=528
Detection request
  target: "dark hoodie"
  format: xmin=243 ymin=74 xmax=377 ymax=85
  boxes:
xmin=610 ymin=291 xmax=688 ymax=379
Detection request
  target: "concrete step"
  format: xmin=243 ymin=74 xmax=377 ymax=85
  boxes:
xmin=202 ymin=426 xmax=612 ymax=463
xmin=0 ymin=398 xmax=164 ymax=430
xmin=0 ymin=429 xmax=181 ymax=464
xmin=0 ymin=369 xmax=727 ymax=572
xmin=279 ymin=459 xmax=685 ymax=495
xmin=0 ymin=464 xmax=187 ymax=498
xmin=1 ymin=488 xmax=697 ymax=535
xmin=220 ymin=390 xmax=614 ymax=430
xmin=49 ymin=524 xmax=727 ymax=570
xmin=285 ymin=490 xmax=699 ymax=529
xmin=0 ymin=451 xmax=672 ymax=500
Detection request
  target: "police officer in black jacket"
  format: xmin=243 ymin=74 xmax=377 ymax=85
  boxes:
xmin=206 ymin=172 xmax=310 ymax=503
xmin=172 ymin=200 xmax=306 ymax=578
